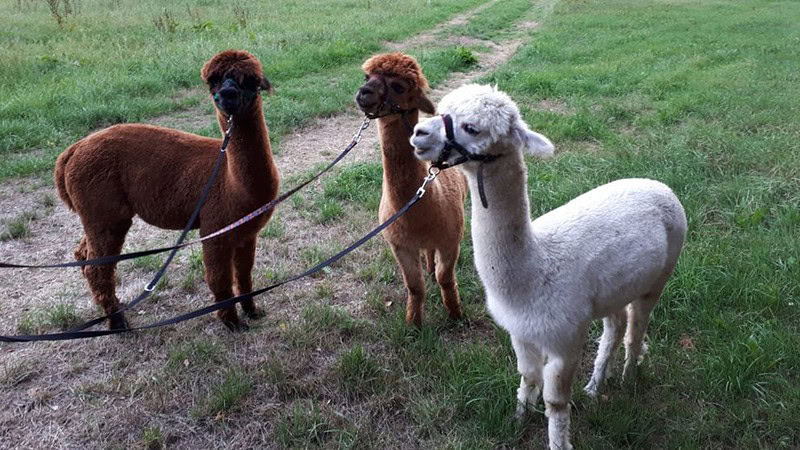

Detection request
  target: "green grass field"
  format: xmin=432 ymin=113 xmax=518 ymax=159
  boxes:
xmin=1 ymin=0 xmax=799 ymax=448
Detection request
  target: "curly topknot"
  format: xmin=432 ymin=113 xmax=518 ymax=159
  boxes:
xmin=361 ymin=52 xmax=429 ymax=91
xmin=201 ymin=50 xmax=262 ymax=82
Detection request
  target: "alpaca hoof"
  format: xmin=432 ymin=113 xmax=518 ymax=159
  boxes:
xmin=222 ymin=318 xmax=249 ymax=332
xmin=448 ymin=310 xmax=463 ymax=321
xmin=107 ymin=313 xmax=129 ymax=331
xmin=243 ymin=306 xmax=265 ymax=320
xmin=514 ymin=401 xmax=529 ymax=420
xmin=583 ymin=381 xmax=600 ymax=398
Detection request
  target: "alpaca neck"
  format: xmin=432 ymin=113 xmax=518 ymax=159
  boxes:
xmin=463 ymin=149 xmax=544 ymax=288
xmin=215 ymin=101 xmax=277 ymax=194
xmin=378 ymin=111 xmax=426 ymax=206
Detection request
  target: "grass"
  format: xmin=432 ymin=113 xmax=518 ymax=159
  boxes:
xmin=194 ymin=367 xmax=253 ymax=416
xmin=0 ymin=0 xmax=487 ymax=180
xmin=480 ymin=0 xmax=800 ymax=447
xmin=274 ymin=401 xmax=335 ymax=448
xmin=16 ymin=302 xmax=81 ymax=334
xmin=2 ymin=0 xmax=799 ymax=448
xmin=0 ymin=211 xmax=37 ymax=241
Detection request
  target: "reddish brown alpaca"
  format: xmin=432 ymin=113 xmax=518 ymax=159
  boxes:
xmin=355 ymin=52 xmax=468 ymax=325
xmin=53 ymin=50 xmax=279 ymax=331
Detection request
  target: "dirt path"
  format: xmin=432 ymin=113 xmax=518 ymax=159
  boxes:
xmin=0 ymin=2 xmax=549 ymax=448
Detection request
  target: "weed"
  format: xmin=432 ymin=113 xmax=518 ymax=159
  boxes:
xmin=323 ymin=162 xmax=382 ymax=212
xmin=232 ymin=2 xmax=249 ymax=29
xmin=0 ymin=361 xmax=39 ymax=387
xmin=152 ymin=9 xmax=178 ymax=33
xmin=40 ymin=193 xmax=56 ymax=207
xmin=198 ymin=368 xmax=252 ymax=415
xmin=454 ymin=47 xmax=479 ymax=66
xmin=336 ymin=345 xmax=383 ymax=398
xmin=167 ymin=339 xmax=223 ymax=370
xmin=274 ymin=401 xmax=332 ymax=447
xmin=45 ymin=303 xmax=80 ymax=330
xmin=141 ymin=427 xmax=164 ymax=450
xmin=259 ymin=214 xmax=285 ymax=239
xmin=1 ymin=211 xmax=36 ymax=241
xmin=315 ymin=198 xmax=343 ymax=224
xmin=132 ymin=254 xmax=163 ymax=272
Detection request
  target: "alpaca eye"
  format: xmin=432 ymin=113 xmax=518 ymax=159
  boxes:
xmin=463 ymin=124 xmax=480 ymax=135
xmin=241 ymin=78 xmax=258 ymax=91
xmin=390 ymin=82 xmax=406 ymax=94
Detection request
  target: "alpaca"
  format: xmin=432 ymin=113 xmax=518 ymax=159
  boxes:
xmin=355 ymin=52 xmax=468 ymax=326
xmin=410 ymin=84 xmax=687 ymax=450
xmin=54 ymin=49 xmax=279 ymax=331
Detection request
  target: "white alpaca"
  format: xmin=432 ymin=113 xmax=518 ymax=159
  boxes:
xmin=410 ymin=84 xmax=686 ymax=450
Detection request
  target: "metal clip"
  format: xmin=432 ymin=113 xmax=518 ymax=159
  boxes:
xmin=144 ymin=282 xmax=157 ymax=292
xmin=416 ymin=167 xmax=439 ymax=197
xmin=352 ymin=116 xmax=371 ymax=144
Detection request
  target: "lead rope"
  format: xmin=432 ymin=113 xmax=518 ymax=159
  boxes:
xmin=0 ymin=169 xmax=437 ymax=342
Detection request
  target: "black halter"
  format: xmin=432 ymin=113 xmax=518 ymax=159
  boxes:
xmin=432 ymin=114 xmax=503 ymax=209
xmin=363 ymin=75 xmax=415 ymax=133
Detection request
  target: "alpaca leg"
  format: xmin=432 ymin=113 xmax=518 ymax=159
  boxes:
xmin=623 ymin=291 xmax=661 ymax=381
xmin=424 ymin=249 xmax=435 ymax=276
xmin=584 ymin=309 xmax=627 ymax=397
xmin=390 ymin=244 xmax=426 ymax=326
xmin=233 ymin=238 xmax=263 ymax=319
xmin=82 ymin=221 xmax=131 ymax=330
xmin=203 ymin=243 xmax=242 ymax=331
xmin=511 ymin=336 xmax=545 ymax=418
xmin=74 ymin=236 xmax=89 ymax=278
xmin=434 ymin=246 xmax=462 ymax=320
xmin=542 ymin=353 xmax=581 ymax=450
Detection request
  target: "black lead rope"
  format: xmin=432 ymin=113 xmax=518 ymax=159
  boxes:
xmin=0 ymin=170 xmax=437 ymax=343
xmin=0 ymin=117 xmax=372 ymax=271
xmin=435 ymin=114 xmax=503 ymax=209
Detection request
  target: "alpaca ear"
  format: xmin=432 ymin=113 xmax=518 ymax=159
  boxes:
xmin=260 ymin=76 xmax=274 ymax=95
xmin=418 ymin=92 xmax=436 ymax=115
xmin=513 ymin=119 xmax=554 ymax=158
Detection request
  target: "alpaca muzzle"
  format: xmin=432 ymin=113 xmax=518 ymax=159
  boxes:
xmin=213 ymin=78 xmax=260 ymax=116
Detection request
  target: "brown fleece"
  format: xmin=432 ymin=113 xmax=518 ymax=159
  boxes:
xmin=358 ymin=53 xmax=467 ymax=326
xmin=54 ymin=49 xmax=279 ymax=331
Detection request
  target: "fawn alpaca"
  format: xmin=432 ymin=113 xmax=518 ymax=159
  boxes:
xmin=355 ymin=52 xmax=468 ymax=325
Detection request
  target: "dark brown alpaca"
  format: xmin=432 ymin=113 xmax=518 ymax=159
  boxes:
xmin=54 ymin=49 xmax=279 ymax=331
xmin=355 ymin=52 xmax=468 ymax=326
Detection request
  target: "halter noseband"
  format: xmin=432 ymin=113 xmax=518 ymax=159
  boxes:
xmin=432 ymin=114 xmax=503 ymax=209
xmin=362 ymin=74 xmax=415 ymax=133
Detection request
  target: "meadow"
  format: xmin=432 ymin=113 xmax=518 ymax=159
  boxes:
xmin=1 ymin=0 xmax=798 ymax=448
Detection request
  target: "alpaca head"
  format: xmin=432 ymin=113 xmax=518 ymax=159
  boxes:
xmin=355 ymin=52 xmax=435 ymax=119
xmin=411 ymin=84 xmax=554 ymax=166
xmin=201 ymin=50 xmax=273 ymax=117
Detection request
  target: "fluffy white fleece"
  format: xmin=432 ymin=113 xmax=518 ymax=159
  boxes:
xmin=410 ymin=84 xmax=687 ymax=450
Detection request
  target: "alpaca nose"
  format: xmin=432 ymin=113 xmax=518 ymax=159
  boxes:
xmin=414 ymin=128 xmax=429 ymax=138
xmin=357 ymin=86 xmax=376 ymax=102
xmin=218 ymin=87 xmax=238 ymax=100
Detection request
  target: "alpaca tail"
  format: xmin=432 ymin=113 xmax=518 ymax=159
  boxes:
xmin=54 ymin=143 xmax=77 ymax=211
